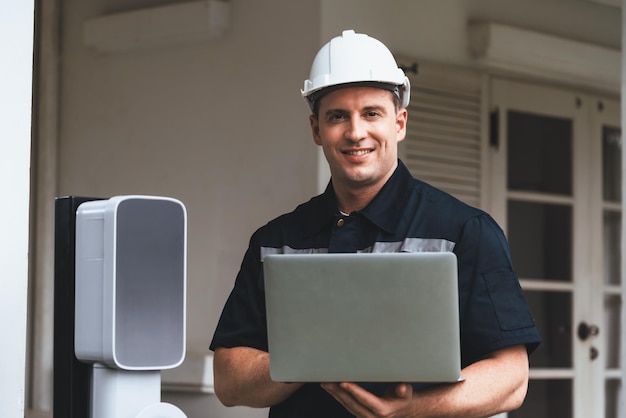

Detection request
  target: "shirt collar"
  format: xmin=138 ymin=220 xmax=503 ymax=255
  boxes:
xmin=357 ymin=160 xmax=412 ymax=233
xmin=303 ymin=160 xmax=413 ymax=237
xmin=299 ymin=182 xmax=340 ymax=239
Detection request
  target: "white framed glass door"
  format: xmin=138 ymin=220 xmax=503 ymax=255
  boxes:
xmin=489 ymin=79 xmax=622 ymax=417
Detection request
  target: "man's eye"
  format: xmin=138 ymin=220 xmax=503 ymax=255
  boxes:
xmin=366 ymin=111 xmax=380 ymax=118
xmin=328 ymin=113 xmax=346 ymax=121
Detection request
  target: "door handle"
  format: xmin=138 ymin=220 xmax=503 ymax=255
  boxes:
xmin=577 ymin=321 xmax=600 ymax=341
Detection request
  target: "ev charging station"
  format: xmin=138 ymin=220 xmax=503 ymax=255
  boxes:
xmin=72 ymin=195 xmax=188 ymax=418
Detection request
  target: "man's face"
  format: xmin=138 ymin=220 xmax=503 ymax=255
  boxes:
xmin=310 ymin=86 xmax=407 ymax=193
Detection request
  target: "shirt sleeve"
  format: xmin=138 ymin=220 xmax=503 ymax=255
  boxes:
xmin=454 ymin=213 xmax=541 ymax=367
xmin=209 ymin=230 xmax=269 ymax=352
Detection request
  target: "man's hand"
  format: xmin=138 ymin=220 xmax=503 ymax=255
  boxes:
xmin=322 ymin=382 xmax=414 ymax=418
xmin=322 ymin=345 xmax=530 ymax=418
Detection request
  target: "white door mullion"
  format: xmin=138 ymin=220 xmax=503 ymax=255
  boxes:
xmin=489 ymin=80 xmax=509 ymax=230
xmin=571 ymin=93 xmax=595 ymax=418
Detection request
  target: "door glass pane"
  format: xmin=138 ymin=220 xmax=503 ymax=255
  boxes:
xmin=603 ymin=210 xmax=621 ymax=285
xmin=605 ymin=379 xmax=623 ymax=418
xmin=508 ymin=111 xmax=573 ymax=195
xmin=509 ymin=379 xmax=572 ymax=418
xmin=508 ymin=201 xmax=572 ymax=281
xmin=525 ymin=290 xmax=572 ymax=368
xmin=603 ymin=126 xmax=622 ymax=202
xmin=604 ymin=295 xmax=621 ymax=369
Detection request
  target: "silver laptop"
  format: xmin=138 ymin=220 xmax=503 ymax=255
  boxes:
xmin=263 ymin=252 xmax=462 ymax=383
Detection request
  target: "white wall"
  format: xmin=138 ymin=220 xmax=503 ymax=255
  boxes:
xmin=0 ymin=1 xmax=34 ymax=417
xmin=42 ymin=1 xmax=621 ymax=417
xmin=321 ymin=0 xmax=620 ymax=67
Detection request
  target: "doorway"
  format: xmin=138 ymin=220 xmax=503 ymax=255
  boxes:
xmin=490 ymin=79 xmax=623 ymax=418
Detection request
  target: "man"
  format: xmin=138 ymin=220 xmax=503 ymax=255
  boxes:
xmin=210 ymin=30 xmax=541 ymax=417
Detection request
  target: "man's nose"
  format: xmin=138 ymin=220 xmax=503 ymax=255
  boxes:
xmin=345 ymin=118 xmax=367 ymax=142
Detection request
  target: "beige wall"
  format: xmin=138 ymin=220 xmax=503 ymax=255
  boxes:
xmin=40 ymin=0 xmax=620 ymax=417
xmin=54 ymin=2 xmax=319 ymax=416
xmin=57 ymin=0 xmax=321 ymax=354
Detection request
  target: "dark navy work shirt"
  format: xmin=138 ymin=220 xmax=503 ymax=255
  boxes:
xmin=210 ymin=160 xmax=541 ymax=417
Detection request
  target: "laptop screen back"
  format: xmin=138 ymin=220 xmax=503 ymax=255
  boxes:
xmin=263 ymin=252 xmax=461 ymax=382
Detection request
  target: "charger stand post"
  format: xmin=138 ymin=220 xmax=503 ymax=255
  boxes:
xmin=91 ymin=364 xmax=185 ymax=418
xmin=75 ymin=196 xmax=188 ymax=418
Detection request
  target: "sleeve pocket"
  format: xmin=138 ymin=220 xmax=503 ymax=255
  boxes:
xmin=484 ymin=271 xmax=535 ymax=331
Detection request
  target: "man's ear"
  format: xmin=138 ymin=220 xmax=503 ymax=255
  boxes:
xmin=310 ymin=115 xmax=322 ymax=146
xmin=396 ymin=108 xmax=408 ymax=143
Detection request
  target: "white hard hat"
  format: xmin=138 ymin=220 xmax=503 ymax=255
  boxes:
xmin=302 ymin=29 xmax=410 ymax=112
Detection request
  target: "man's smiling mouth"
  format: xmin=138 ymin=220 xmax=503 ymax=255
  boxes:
xmin=343 ymin=149 xmax=373 ymax=156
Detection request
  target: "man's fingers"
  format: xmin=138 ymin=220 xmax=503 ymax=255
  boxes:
xmin=395 ymin=383 xmax=413 ymax=399
xmin=322 ymin=383 xmax=374 ymax=418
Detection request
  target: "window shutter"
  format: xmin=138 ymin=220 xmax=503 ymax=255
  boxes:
xmin=398 ymin=60 xmax=484 ymax=208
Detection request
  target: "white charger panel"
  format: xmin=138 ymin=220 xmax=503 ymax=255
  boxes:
xmin=75 ymin=195 xmax=187 ymax=370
